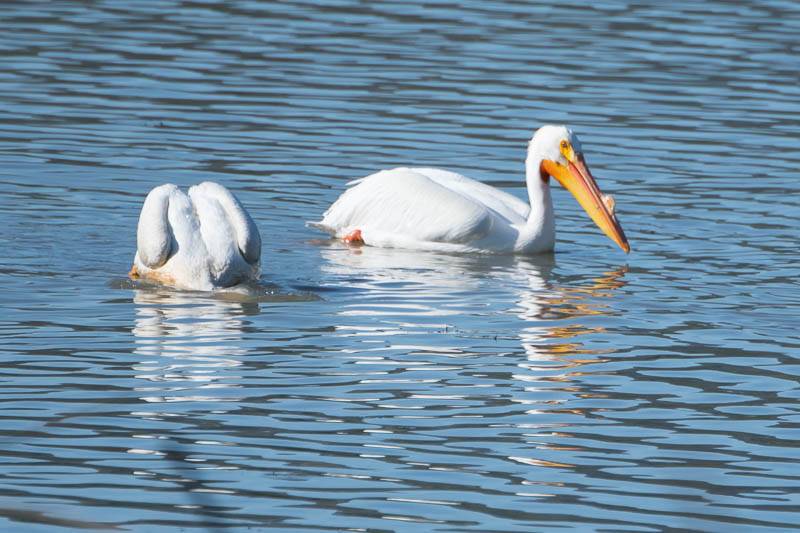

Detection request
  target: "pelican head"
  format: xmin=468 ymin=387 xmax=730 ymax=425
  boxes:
xmin=528 ymin=125 xmax=630 ymax=253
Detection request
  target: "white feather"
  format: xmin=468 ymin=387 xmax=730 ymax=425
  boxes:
xmin=308 ymin=126 xmax=587 ymax=254
xmin=131 ymin=182 xmax=261 ymax=290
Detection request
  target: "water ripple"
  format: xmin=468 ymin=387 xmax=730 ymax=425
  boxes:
xmin=1 ymin=1 xmax=799 ymax=531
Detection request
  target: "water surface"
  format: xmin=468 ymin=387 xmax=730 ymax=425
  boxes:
xmin=1 ymin=1 xmax=799 ymax=532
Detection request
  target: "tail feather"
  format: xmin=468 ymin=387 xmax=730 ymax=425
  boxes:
xmin=306 ymin=221 xmax=337 ymax=236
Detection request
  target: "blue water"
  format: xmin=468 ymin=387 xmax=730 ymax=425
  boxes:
xmin=1 ymin=1 xmax=799 ymax=531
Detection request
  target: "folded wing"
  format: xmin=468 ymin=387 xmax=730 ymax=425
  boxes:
xmin=310 ymin=168 xmax=524 ymax=247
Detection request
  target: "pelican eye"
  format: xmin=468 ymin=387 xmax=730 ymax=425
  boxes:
xmin=559 ymin=139 xmax=573 ymax=160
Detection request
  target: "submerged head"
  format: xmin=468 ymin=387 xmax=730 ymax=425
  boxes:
xmin=528 ymin=124 xmax=630 ymax=253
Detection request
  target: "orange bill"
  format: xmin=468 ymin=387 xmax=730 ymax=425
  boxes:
xmin=542 ymin=155 xmax=630 ymax=253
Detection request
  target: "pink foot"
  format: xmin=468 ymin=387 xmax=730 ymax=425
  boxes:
xmin=342 ymin=229 xmax=365 ymax=246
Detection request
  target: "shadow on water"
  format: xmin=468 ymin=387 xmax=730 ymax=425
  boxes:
xmin=0 ymin=508 xmax=125 ymax=532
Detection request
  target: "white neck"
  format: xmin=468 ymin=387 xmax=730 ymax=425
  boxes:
xmin=516 ymin=152 xmax=555 ymax=251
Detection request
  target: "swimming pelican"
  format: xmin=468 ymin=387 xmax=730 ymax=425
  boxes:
xmin=129 ymin=181 xmax=261 ymax=290
xmin=309 ymin=125 xmax=629 ymax=254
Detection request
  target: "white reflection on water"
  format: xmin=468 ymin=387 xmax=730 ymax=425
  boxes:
xmin=317 ymin=243 xmax=627 ymax=358
xmin=317 ymin=242 xmax=629 ymax=402
xmin=510 ymin=266 xmax=629 ymax=474
xmin=131 ymin=289 xmax=258 ymax=403
xmin=316 ymin=243 xmax=631 ymax=488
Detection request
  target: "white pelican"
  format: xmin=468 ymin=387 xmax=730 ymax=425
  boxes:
xmin=129 ymin=181 xmax=261 ymax=291
xmin=309 ymin=125 xmax=629 ymax=254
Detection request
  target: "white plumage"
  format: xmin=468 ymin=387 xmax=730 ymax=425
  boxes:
xmin=130 ymin=181 xmax=261 ymax=290
xmin=309 ymin=125 xmax=629 ymax=254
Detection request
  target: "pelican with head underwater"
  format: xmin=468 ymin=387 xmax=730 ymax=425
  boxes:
xmin=309 ymin=124 xmax=630 ymax=255
xmin=129 ymin=181 xmax=262 ymax=291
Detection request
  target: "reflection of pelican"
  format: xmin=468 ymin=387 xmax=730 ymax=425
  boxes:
xmin=132 ymin=290 xmax=257 ymax=400
xmin=516 ymin=266 xmax=628 ymax=362
xmin=508 ymin=266 xmax=629 ymax=475
xmin=309 ymin=125 xmax=629 ymax=254
xmin=318 ymin=244 xmax=555 ymax=294
xmin=316 ymin=245 xmax=627 ymax=368
xmin=317 ymin=244 xmax=557 ymax=326
xmin=130 ymin=182 xmax=261 ymax=291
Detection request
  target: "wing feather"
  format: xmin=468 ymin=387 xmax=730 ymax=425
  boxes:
xmin=136 ymin=184 xmax=177 ymax=268
xmin=190 ymin=182 xmax=261 ymax=265
xmin=412 ymin=168 xmax=530 ymax=223
xmin=311 ymin=168 xmax=497 ymax=245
